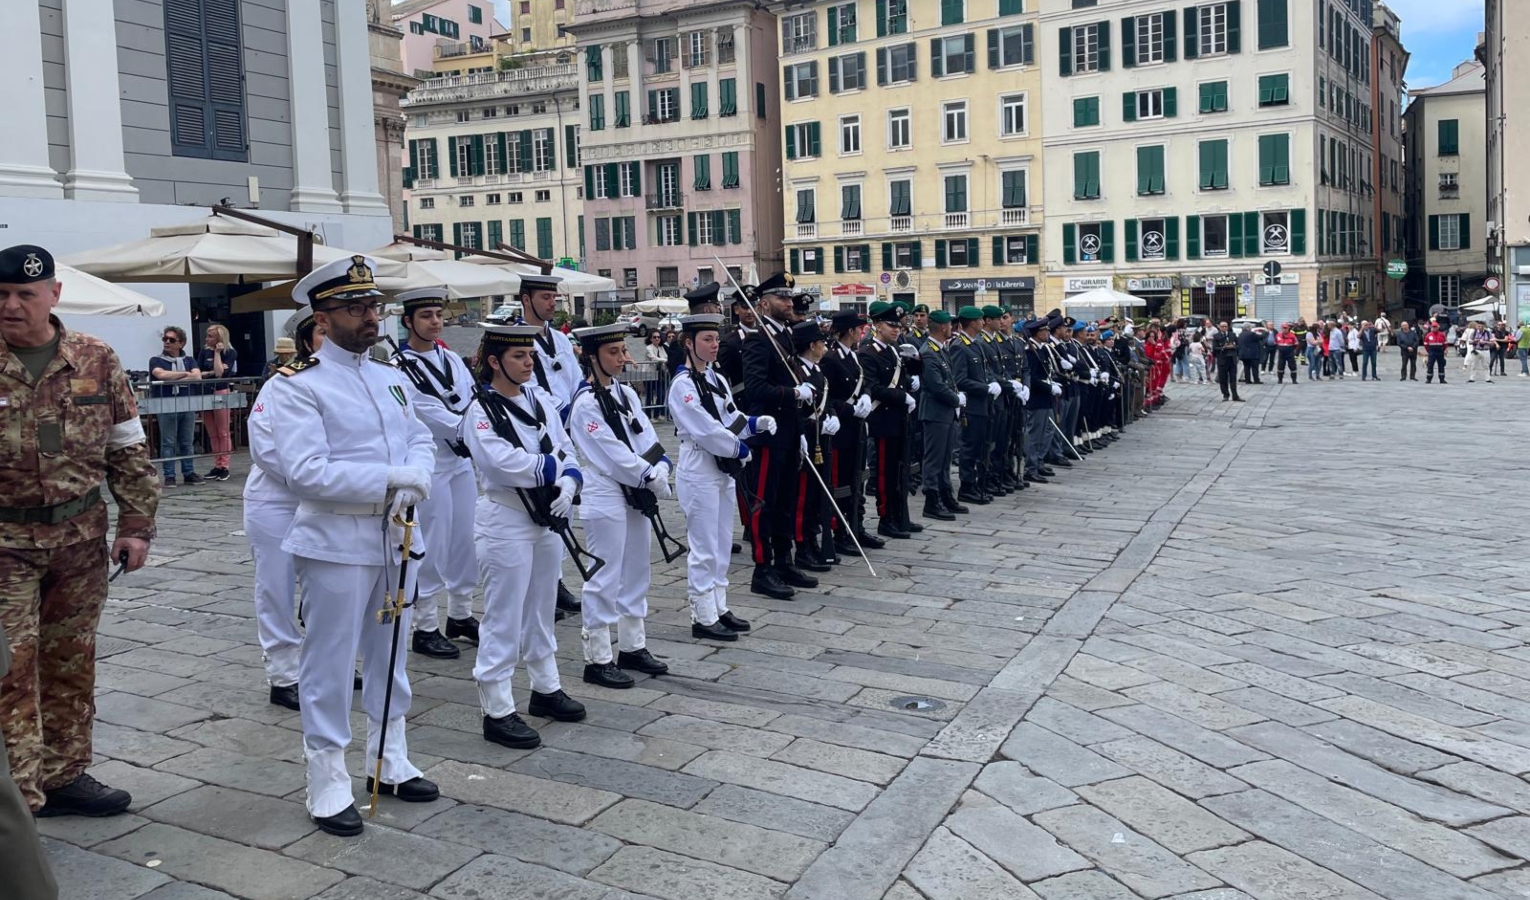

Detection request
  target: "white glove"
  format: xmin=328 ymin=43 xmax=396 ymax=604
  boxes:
xmin=898 ymin=343 xmax=919 ymax=359
xmin=646 ymin=462 xmax=672 ymax=499
xmin=910 ymin=375 xmax=921 ymax=392
xmin=853 ymin=395 xmax=873 ymax=418
xmin=987 ymin=382 xmax=1002 ymax=397
xmin=957 ymin=392 xmax=967 ymax=408
xmin=903 ymin=394 xmax=916 ymax=413
xmin=1090 ymin=367 xmax=1100 ymax=379
xmin=1112 ymin=380 xmax=1121 ymax=390
xmin=754 ymin=415 xmax=778 ymax=435
xmin=1060 ymin=359 xmax=1074 ymax=371
xmin=386 ymin=466 xmax=432 ymax=498
xmin=800 ymin=435 xmax=809 ymax=461
xmin=388 ymin=486 xmax=425 ymax=520
xmin=1009 ymin=379 xmax=1023 ymax=397
xmin=794 ymin=382 xmax=815 ymax=403
xmin=822 ymin=415 xmax=841 ymax=436
xmin=550 ymin=475 xmax=578 ymax=519
xmin=1049 ymin=381 xmax=1063 ymax=397
xmin=1019 ymin=384 xmax=1031 ymax=403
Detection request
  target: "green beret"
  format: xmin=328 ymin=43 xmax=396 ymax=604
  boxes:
xmin=982 ymin=305 xmax=1004 ymax=319
xmin=869 ymin=300 xmax=905 ymax=323
xmin=928 ymin=309 xmax=953 ymax=324
xmin=893 ymin=301 xmax=911 ymax=314
xmin=913 ymin=304 xmax=930 ymax=314
xmin=958 ymin=306 xmax=985 ymax=321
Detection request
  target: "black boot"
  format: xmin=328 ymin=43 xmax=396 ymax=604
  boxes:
xmin=365 ymin=776 xmax=439 ymax=803
xmin=922 ymin=494 xmax=955 ymax=521
xmin=446 ymin=615 xmax=480 ymax=643
xmin=483 ymin=712 xmax=541 ymax=749
xmin=942 ymin=491 xmax=970 ymax=514
xmin=311 ymin=805 xmax=364 ymax=837
xmin=957 ymin=485 xmax=990 ymax=505
xmin=411 ymin=629 xmax=461 ymax=659
xmin=583 ymin=662 xmax=636 ymax=688
xmin=750 ymin=566 xmax=795 ymax=599
xmin=776 ymin=564 xmax=819 ymax=589
xmin=528 ymin=689 xmax=587 ymax=721
xmin=718 ymin=610 xmax=751 ymax=632
xmin=853 ymin=530 xmax=886 ymax=550
xmin=692 ymin=620 xmax=739 ymax=641
xmin=269 ymin=683 xmax=300 ymax=711
xmin=617 ymin=648 xmax=670 ymax=675
xmin=877 ymin=520 xmax=912 ymax=539
xmin=556 ymin=580 xmax=581 ymax=612
xmin=36 ymin=774 xmax=131 ymax=818
xmin=902 ymin=518 xmax=924 ymax=533
xmin=794 ymin=546 xmax=832 ymax=573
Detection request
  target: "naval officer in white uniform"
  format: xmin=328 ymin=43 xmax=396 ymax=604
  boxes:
xmin=391 ymin=287 xmax=479 ymax=659
xmin=264 ymin=256 xmax=440 ymax=836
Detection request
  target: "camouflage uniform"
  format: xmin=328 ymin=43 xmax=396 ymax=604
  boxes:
xmin=0 ymin=623 xmax=57 ymax=900
xmin=0 ymin=317 xmax=159 ymax=810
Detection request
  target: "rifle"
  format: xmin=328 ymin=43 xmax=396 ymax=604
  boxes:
xmin=583 ymin=377 xmax=688 ymax=564
xmin=472 ymin=384 xmax=605 ymax=580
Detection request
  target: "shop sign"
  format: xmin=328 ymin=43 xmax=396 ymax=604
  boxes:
xmin=1064 ymin=276 xmax=1112 ymax=293
xmin=1139 ymin=228 xmax=1167 ymax=261
xmin=1187 ymin=274 xmax=1242 ymax=288
xmin=831 ymin=284 xmax=875 ymax=295
xmin=1125 ymin=277 xmax=1176 ymax=292
xmin=940 ymin=277 xmax=1035 ymax=291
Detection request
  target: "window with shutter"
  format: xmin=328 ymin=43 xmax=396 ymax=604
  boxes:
xmin=1257 ymin=0 xmax=1287 ymax=48
xmin=841 ymin=184 xmax=862 ymax=219
xmin=164 ymin=0 xmax=248 ymax=161
xmin=587 ymin=45 xmax=604 ymax=81
xmin=691 ymin=83 xmax=708 ymax=119
xmin=1136 ymin=145 xmax=1165 ymax=195
xmin=1001 ymin=170 xmax=1026 ymax=209
xmin=694 ymin=155 xmax=711 ymax=190
xmin=1073 ymin=97 xmax=1100 ymax=128
xmin=889 ymin=180 xmax=911 ymax=216
xmin=727 ymin=209 xmax=742 ymax=243
xmin=944 ymin=175 xmax=968 ymax=213
xmin=1257 ymin=73 xmax=1289 ymax=106
xmin=719 ymin=79 xmax=738 ymax=116
xmin=721 ymin=152 xmax=740 ymax=188
xmin=999 ymin=0 xmax=1022 ymax=15
xmin=1073 ymin=151 xmax=1100 ymax=200
xmin=614 ymin=91 xmax=630 ymax=127
xmin=941 ymin=0 xmax=964 ymax=26
xmin=1198 ymin=139 xmax=1229 ymax=190
xmin=1199 ymin=80 xmax=1229 ymax=113
xmin=881 ymin=0 xmax=907 ymax=36
xmin=797 ymin=189 xmax=816 ymax=223
xmin=1258 ymin=134 xmax=1289 ymax=185
xmin=1437 ymin=119 xmax=1459 ymax=156
xmin=589 ymin=95 xmax=606 ymax=130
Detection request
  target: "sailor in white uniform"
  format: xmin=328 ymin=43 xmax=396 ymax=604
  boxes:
xmin=243 ymin=307 xmax=323 ymax=711
xmin=667 ymin=314 xmax=771 ymax=641
xmin=391 ymin=287 xmax=479 ymax=660
xmin=459 ymin=324 xmax=588 ymax=750
xmin=567 ymin=324 xmax=671 ymax=688
xmin=263 ymin=256 xmax=440 ymax=836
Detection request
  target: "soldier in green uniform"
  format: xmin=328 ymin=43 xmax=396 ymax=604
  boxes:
xmin=0 ymin=245 xmax=160 ymax=816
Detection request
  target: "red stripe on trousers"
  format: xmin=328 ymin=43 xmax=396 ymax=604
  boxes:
xmin=876 ymin=438 xmax=889 ymax=519
xmin=749 ymin=447 xmax=770 ymax=565
xmin=828 ymin=448 xmax=841 ymax=531
xmin=795 ymin=471 xmax=809 ymax=542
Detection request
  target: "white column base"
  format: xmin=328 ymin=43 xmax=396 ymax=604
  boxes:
xmin=0 ymin=165 xmax=64 ymax=199
xmin=338 ymin=189 xmax=392 ymax=217
xmin=289 ymin=186 xmax=346 ymax=213
xmin=63 ymin=168 xmax=138 ymax=202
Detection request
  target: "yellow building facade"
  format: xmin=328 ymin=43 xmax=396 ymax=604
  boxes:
xmin=771 ymin=0 xmax=1044 ymax=314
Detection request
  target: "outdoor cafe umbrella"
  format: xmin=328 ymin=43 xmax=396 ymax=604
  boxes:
xmin=368 ymin=242 xmax=524 ymax=299
xmin=54 ymin=265 xmax=166 ymax=317
xmin=457 ymin=254 xmax=617 ymax=294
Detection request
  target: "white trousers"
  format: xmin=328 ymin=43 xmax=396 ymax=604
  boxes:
xmin=293 ymin=556 xmax=421 ymax=818
xmin=578 ymin=500 xmax=651 ymax=662
xmin=1465 ymin=353 xmax=1491 ymax=381
xmin=413 ymin=462 xmax=479 ymax=632
xmin=244 ymin=500 xmax=303 ymax=687
xmin=473 ymin=497 xmax=563 ymax=718
xmin=677 ymin=450 xmax=734 ymax=626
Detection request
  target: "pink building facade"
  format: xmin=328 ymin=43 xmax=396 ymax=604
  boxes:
xmin=571 ymin=0 xmax=785 ymax=305
xmin=393 ymin=0 xmax=502 ymax=78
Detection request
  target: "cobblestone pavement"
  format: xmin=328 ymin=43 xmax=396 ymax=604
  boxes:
xmin=46 ymin=368 xmax=1530 ymax=900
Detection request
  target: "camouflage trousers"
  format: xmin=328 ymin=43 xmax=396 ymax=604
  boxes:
xmin=0 ymin=538 xmax=108 ymax=811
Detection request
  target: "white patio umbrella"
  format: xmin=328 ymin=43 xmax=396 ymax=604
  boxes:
xmin=369 ymin=242 xmax=523 ymax=299
xmin=1061 ymin=287 xmax=1149 ymax=308
xmin=54 ymin=265 xmax=165 ymax=316
xmin=457 ymin=254 xmax=616 ymax=293
xmin=60 ymin=215 xmax=406 ymax=284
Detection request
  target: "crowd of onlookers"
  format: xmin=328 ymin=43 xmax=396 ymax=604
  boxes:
xmin=148 ymin=324 xmax=240 ymax=486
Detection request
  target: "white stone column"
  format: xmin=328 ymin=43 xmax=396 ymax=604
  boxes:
xmin=0 ymin=4 xmax=62 ymax=198
xmin=602 ymin=44 xmax=615 ymax=126
xmin=707 ymin=28 xmax=721 ymax=119
xmin=628 ymin=41 xmax=643 ymax=126
xmin=733 ymin=23 xmax=750 ymax=118
xmin=61 ymin=0 xmax=137 ymax=200
xmin=336 ymin=0 xmax=390 ymax=215
xmin=286 ymin=0 xmax=343 ymax=211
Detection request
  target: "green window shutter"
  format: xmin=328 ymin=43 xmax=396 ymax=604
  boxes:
xmin=426 ymin=138 xmax=439 ymax=178
xmin=1163 ymin=87 xmax=1177 ymax=117
xmin=1229 ymin=212 xmax=1245 ymax=258
xmin=408 ymin=139 xmax=419 ymax=177
xmin=909 ymin=240 xmax=922 ymax=268
xmin=808 ymin=121 xmax=822 ymax=156
xmin=728 ymin=209 xmax=742 ymax=244
xmin=1073 ymin=97 xmax=1098 ymax=127
xmin=1097 ymin=20 xmax=1111 ymax=70
xmin=1226 ymin=0 xmax=1241 ymax=53
xmin=941 ymin=0 xmax=962 ymax=27
xmin=834 ymin=245 xmax=845 ymax=273
xmin=876 ymin=0 xmax=887 ymax=37
xmin=935 ymin=240 xmax=948 ymax=268
xmin=565 ymin=124 xmax=578 ymax=167
xmin=1258 ymin=135 xmax=1275 ymax=184
xmin=494 ymin=133 xmax=508 ymax=174
xmin=1183 ymin=7 xmax=1199 ymax=59
xmin=1289 ymin=209 xmax=1305 ymax=254
xmin=1186 ymin=215 xmax=1201 ymax=259
xmin=1244 ymin=212 xmax=1260 ymax=255
xmin=687 ymin=212 xmax=698 ymax=246
xmin=692 ymin=82 xmax=707 ymax=118
xmin=1164 ymin=216 xmax=1180 ymax=260
xmin=827 ymin=7 xmax=839 ymax=46
xmin=1199 ymin=140 xmax=1228 ymax=189
xmin=987 ymin=29 xmax=999 ymax=69
xmin=1438 ymin=119 xmax=1459 ymax=155
xmin=1163 ymin=10 xmax=1177 ymax=60
xmin=1429 ymin=275 xmax=1441 ymax=303
xmin=999 ymin=0 xmax=1021 ymax=14
xmin=487 ymin=220 xmax=503 ymax=251
xmin=712 ymin=211 xmax=726 ymax=246
xmin=1063 ymin=223 xmax=1077 ymax=265
xmin=536 ymin=218 xmax=553 ymax=258
xmin=1273 ymin=134 xmax=1289 ymax=184
xmin=993 ymin=236 xmax=1004 ymax=265
xmin=519 ymin=131 xmax=533 ymax=172
xmin=1460 ymin=215 xmax=1471 ymax=250
xmin=828 ymin=56 xmax=841 ymax=93
xmin=1026 ymin=234 xmax=1038 ymax=263
xmin=630 ymin=163 xmax=641 ymax=195
xmin=790 ymin=249 xmax=800 ymax=272
xmin=1121 ymin=17 xmax=1136 ymax=68
xmin=882 ymin=242 xmax=893 ymax=270
xmin=448 ymin=136 xmax=460 ymax=177
xmin=1100 ymin=221 xmax=1115 ymax=263
xmin=1258 ymin=0 xmax=1288 ymax=49
xmin=584 ymin=165 xmax=595 ymax=197
xmin=876 ymin=46 xmax=888 ymax=84
xmin=1122 ymin=91 xmax=1137 ymax=123
xmin=1428 ymin=214 xmax=1440 ymax=250
xmin=467 ymin=134 xmax=484 ymax=176
xmin=510 ymin=219 xmax=525 ymax=250
xmin=1059 ymin=27 xmax=1073 ymax=76
xmin=785 ymin=126 xmax=797 ymax=160
xmin=1125 ymin=219 xmax=1139 ymax=263
xmin=967 ymin=238 xmax=980 ymax=266
xmin=930 ymin=38 xmax=944 ymax=77
xmin=452 ymin=222 xmax=463 ymax=246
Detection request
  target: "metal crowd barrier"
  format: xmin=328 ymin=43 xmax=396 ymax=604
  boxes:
xmin=133 ymin=375 xmax=262 ymax=467
xmin=617 ymin=361 xmax=674 ymax=418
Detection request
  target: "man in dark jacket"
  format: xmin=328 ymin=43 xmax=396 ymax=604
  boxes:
xmin=1213 ymin=321 xmax=1244 ymax=401
xmin=860 ymin=301 xmax=919 ymax=539
xmin=918 ymin=310 xmax=964 ymax=520
xmin=1394 ymin=319 xmax=1420 ymax=381
xmin=1236 ymin=324 xmax=1265 ymax=384
xmin=949 ymin=306 xmax=995 ymax=503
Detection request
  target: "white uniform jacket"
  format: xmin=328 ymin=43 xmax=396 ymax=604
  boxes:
xmin=667 ymin=364 xmax=757 ymax=470
xmin=394 ymin=343 xmax=475 ymax=474
xmin=568 ymin=380 xmax=669 ymax=505
xmin=459 ymin=383 xmax=582 ymax=506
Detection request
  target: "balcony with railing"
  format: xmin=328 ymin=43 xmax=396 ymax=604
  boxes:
xmin=944 ymin=212 xmax=969 ymax=230
xmin=783 ymin=34 xmax=817 ymax=55
xmin=774 ymin=208 xmax=1043 ymax=242
xmin=1001 ymin=207 xmax=1029 ymax=225
xmin=646 ymin=192 xmax=684 ymax=209
xmin=795 ymin=222 xmax=817 ymax=239
xmin=890 ymin=216 xmax=913 ymax=233
xmin=841 ymin=219 xmax=862 ymax=236
xmin=403 ymin=64 xmax=579 ymax=106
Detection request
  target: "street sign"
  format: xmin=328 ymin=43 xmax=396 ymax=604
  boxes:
xmin=1485 ymin=276 xmax=1502 ymax=292
xmin=879 ymin=272 xmax=891 ymax=284
xmin=1262 ymin=260 xmax=1283 ymax=279
xmin=1387 ymin=259 xmax=1408 ymax=280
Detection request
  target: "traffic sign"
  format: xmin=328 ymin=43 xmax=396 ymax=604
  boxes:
xmin=1262 ymin=260 xmax=1283 ymax=279
xmin=1387 ymin=259 xmax=1407 ymax=280
xmin=879 ymin=272 xmax=891 ymax=284
xmin=1485 ymin=276 xmax=1502 ymax=292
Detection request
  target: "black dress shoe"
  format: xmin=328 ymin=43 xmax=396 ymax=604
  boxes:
xmin=944 ymin=497 xmax=970 ymax=514
xmin=877 ymin=522 xmax=912 ymax=540
xmin=750 ymin=567 xmax=795 ymax=599
xmin=731 ymin=542 xmax=742 ymax=554
xmin=365 ymin=775 xmax=440 ymax=803
xmin=354 ymin=671 xmax=363 ymax=690
xmin=556 ymin=580 xmax=582 ymax=612
xmin=922 ymin=497 xmax=955 ymax=521
xmin=776 ymin=564 xmax=819 ymax=589
xmin=312 ymin=805 xmax=363 ymax=837
xmin=36 ymin=774 xmax=131 ymax=818
xmin=617 ymin=648 xmax=670 ymax=675
xmin=793 ymin=549 xmax=832 ymax=573
xmin=853 ymin=531 xmax=886 ymax=550
xmin=528 ymin=689 xmax=587 ymax=721
xmin=411 ymin=629 xmax=461 ymax=659
xmin=1037 ymin=466 xmax=1056 ymax=476
xmin=269 ymin=683 xmax=300 ymax=711
xmin=834 ymin=536 xmax=861 ymax=558
xmin=958 ymin=489 xmax=990 ymax=505
xmin=446 ymin=615 xmax=480 ymax=643
xmin=902 ymin=520 xmax=924 ymax=533
xmin=1050 ymin=457 xmax=1074 ymax=468
xmin=584 ymin=662 xmax=636 ymax=688
xmin=484 ymin=712 xmax=541 ymax=749
xmin=692 ymin=620 xmax=740 ymax=641
xmin=718 ymin=610 xmax=751 ymax=632
xmin=1025 ymin=473 xmax=1049 ymax=484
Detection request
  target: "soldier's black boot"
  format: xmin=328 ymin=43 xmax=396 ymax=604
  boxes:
xmin=269 ymin=683 xmax=300 ymax=711
xmin=922 ymin=493 xmax=955 ymax=521
xmin=794 ymin=545 xmax=832 ymax=573
xmin=446 ymin=615 xmax=480 ymax=643
xmin=777 ymin=564 xmax=819 ymax=589
xmin=36 ymin=774 xmax=131 ymax=818
xmin=692 ymin=620 xmax=740 ymax=641
xmin=411 ymin=629 xmax=460 ymax=659
xmin=750 ymin=566 xmax=795 ymax=599
xmin=528 ymin=689 xmax=587 ymax=721
xmin=556 ymin=580 xmax=581 ymax=612
xmin=483 ymin=713 xmax=541 ymax=749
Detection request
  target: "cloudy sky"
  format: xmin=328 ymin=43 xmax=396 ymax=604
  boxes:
xmin=485 ymin=0 xmax=1484 ymax=95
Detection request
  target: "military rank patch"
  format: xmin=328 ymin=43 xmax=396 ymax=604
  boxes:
xmin=389 ymin=385 xmax=407 ymax=406
xmin=277 ymin=358 xmax=319 ymax=377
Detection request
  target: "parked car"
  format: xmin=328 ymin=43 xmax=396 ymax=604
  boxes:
xmin=485 ymin=303 xmax=523 ymax=325
xmin=619 ymin=311 xmax=659 ymax=336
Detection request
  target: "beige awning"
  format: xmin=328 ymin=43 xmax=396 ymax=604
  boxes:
xmin=457 ymin=255 xmax=617 ymax=294
xmin=368 ymin=242 xmax=524 ymax=299
xmin=54 ymin=265 xmax=166 ymax=316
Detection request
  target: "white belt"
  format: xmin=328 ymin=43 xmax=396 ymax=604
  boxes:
xmin=299 ymin=500 xmax=389 ymax=517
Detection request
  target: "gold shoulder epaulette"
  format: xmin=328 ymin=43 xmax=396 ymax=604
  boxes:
xmin=277 ymin=357 xmax=319 ymax=376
